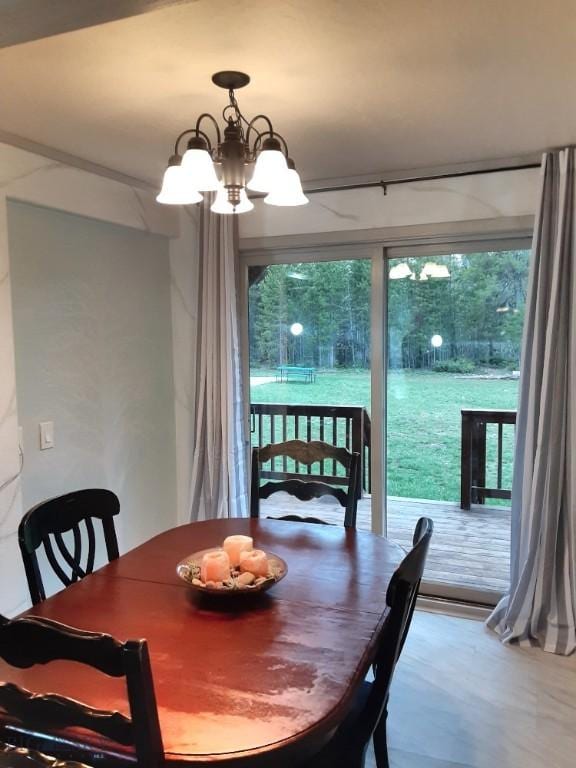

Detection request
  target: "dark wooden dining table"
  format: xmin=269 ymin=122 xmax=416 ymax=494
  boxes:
xmin=0 ymin=518 xmax=404 ymax=767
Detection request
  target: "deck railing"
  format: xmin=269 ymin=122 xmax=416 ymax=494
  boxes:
xmin=460 ymin=409 xmax=517 ymax=510
xmin=250 ymin=403 xmax=371 ymax=493
xmin=251 ymin=403 xmax=515 ymax=510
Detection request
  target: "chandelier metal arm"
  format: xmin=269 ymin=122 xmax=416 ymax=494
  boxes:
xmin=253 ymin=128 xmax=290 ymax=158
xmin=245 ymin=114 xmax=274 ymax=151
xmin=173 ymin=127 xmax=216 ymax=156
xmin=173 ymin=128 xmax=197 ymax=156
xmin=195 ymin=113 xmax=222 ymax=147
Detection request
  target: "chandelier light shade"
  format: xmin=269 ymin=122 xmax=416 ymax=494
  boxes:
xmin=181 ymin=145 xmax=220 ymax=191
xmin=211 ymin=185 xmax=255 ymax=215
xmin=264 ymin=159 xmax=311 ymax=206
xmin=157 ymin=157 xmax=204 ymax=205
xmin=157 ymin=71 xmax=308 ymax=214
xmin=247 ymin=138 xmax=288 ymax=192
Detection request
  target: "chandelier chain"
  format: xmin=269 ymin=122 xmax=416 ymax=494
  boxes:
xmin=222 ymin=87 xmax=253 ymax=143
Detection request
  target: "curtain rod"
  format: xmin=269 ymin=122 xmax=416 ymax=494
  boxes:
xmin=302 ymin=161 xmax=541 ymax=196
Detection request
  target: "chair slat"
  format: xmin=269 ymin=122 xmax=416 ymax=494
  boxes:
xmin=259 ymin=439 xmax=352 ymax=467
xmin=42 ymin=537 xmax=72 ymax=589
xmin=0 ymin=615 xmax=125 ymax=676
xmin=84 ymin=518 xmax=96 ymax=575
xmin=0 ymin=684 xmax=134 ymax=746
xmin=259 ymin=479 xmax=349 ymax=507
xmin=53 ymin=528 xmax=85 ymax=583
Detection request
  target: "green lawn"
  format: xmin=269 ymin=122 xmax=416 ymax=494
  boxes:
xmin=250 ymin=369 xmax=518 ymax=503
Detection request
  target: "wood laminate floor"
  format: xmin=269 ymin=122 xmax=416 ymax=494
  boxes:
xmin=363 ymin=611 xmax=576 ymax=768
xmin=261 ymin=494 xmax=511 ymax=594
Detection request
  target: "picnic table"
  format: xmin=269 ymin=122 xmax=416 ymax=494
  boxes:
xmin=276 ymin=365 xmax=316 ymax=383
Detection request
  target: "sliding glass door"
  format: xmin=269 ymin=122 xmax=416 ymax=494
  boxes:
xmin=247 ymin=259 xmax=373 ymax=528
xmin=386 ymin=247 xmax=530 ymax=600
xmin=242 ymin=240 xmax=531 ymax=603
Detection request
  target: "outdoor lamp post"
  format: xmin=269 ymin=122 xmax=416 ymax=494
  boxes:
xmin=431 ymin=334 xmax=443 ymax=364
xmin=290 ymin=323 xmax=304 ymax=364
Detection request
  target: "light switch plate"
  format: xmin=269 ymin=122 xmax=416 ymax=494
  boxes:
xmin=39 ymin=421 xmax=54 ymax=450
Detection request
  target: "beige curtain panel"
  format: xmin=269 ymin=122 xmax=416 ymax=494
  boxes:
xmin=487 ymin=148 xmax=576 ymax=655
xmin=188 ymin=199 xmax=248 ymax=520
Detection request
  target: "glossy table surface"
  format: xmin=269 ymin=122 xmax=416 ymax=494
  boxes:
xmin=3 ymin=518 xmax=404 ymax=766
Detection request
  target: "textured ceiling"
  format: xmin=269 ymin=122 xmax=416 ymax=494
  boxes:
xmin=0 ymin=0 xmax=574 ymax=187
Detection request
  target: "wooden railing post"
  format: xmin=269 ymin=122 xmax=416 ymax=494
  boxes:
xmin=351 ymin=408 xmax=363 ymax=499
xmin=471 ymin=418 xmax=487 ymax=504
xmin=461 ymin=411 xmax=472 ymax=511
xmin=460 ymin=408 xmax=516 ymax=510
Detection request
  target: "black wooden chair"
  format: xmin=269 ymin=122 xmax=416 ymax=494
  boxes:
xmin=302 ymin=517 xmax=434 ymax=768
xmin=18 ymin=490 xmax=120 ymax=605
xmin=0 ymin=614 xmax=163 ymax=768
xmin=250 ymin=439 xmax=361 ymax=529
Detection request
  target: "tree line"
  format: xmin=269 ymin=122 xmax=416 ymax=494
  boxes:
xmin=249 ymin=251 xmax=529 ymax=371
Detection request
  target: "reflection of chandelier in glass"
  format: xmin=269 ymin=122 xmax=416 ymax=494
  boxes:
xmin=389 ymin=262 xmax=414 ymax=280
xmin=389 ymin=261 xmax=450 ymax=281
xmin=420 ymin=262 xmax=450 ymax=279
xmin=157 ymin=71 xmax=308 ymax=214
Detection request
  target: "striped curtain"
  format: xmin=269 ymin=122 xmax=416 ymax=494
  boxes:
xmin=487 ymin=148 xmax=576 ymax=655
xmin=188 ymin=199 xmax=248 ymax=520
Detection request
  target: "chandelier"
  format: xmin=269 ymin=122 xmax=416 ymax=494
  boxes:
xmin=157 ymin=71 xmax=308 ymax=214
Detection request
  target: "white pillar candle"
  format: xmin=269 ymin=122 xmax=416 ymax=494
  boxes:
xmin=239 ymin=549 xmax=269 ymax=578
xmin=222 ymin=535 xmax=253 ymax=567
xmin=200 ymin=550 xmax=231 ymax=583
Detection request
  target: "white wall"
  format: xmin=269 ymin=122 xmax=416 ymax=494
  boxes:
xmin=0 ymin=141 xmax=182 ymax=614
xmin=239 ymin=167 xmax=540 ymax=244
xmin=9 ymin=201 xmax=176 ymax=578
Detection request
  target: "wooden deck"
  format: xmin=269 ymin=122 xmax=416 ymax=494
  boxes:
xmin=259 ymin=494 xmax=511 ymax=595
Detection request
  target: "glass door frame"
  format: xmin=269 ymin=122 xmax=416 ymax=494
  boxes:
xmin=239 ymin=233 xmax=532 ymax=605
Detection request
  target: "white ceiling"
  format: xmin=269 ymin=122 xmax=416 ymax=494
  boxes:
xmin=0 ymin=0 xmax=574 ymax=187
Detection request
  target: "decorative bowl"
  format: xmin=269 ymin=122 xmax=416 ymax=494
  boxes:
xmin=176 ymin=547 xmax=287 ymax=597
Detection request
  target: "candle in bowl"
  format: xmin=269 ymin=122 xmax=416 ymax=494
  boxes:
xmin=239 ymin=549 xmax=269 ymax=578
xmin=223 ymin=535 xmax=253 ymax=567
xmin=200 ymin=550 xmax=231 ymax=583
